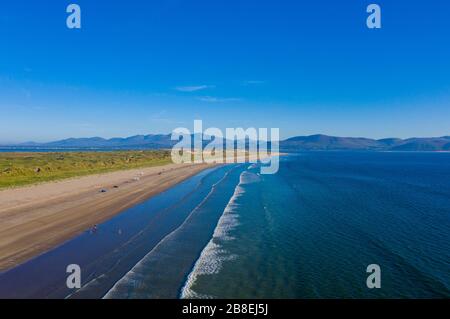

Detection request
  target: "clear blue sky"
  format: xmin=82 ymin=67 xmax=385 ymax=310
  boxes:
xmin=0 ymin=0 xmax=449 ymax=143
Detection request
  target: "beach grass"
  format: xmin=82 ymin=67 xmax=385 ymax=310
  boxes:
xmin=0 ymin=150 xmax=172 ymax=189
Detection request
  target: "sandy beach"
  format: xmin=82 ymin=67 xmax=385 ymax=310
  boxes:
xmin=0 ymin=163 xmax=214 ymax=271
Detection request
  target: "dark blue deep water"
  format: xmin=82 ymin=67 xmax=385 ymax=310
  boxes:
xmin=1 ymin=152 xmax=449 ymax=298
xmin=181 ymin=152 xmax=450 ymax=298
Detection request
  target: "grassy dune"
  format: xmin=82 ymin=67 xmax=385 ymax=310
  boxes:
xmin=0 ymin=150 xmax=172 ymax=189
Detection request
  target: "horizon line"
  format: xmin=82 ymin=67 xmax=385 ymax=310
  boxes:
xmin=1 ymin=133 xmax=450 ymax=146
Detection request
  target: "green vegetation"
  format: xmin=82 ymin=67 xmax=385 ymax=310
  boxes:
xmin=0 ymin=150 xmax=172 ymax=189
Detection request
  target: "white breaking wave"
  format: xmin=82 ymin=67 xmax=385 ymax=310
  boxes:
xmin=103 ymin=168 xmax=235 ymax=299
xmin=180 ymin=171 xmax=258 ymax=299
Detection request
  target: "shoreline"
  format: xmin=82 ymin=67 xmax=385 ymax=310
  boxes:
xmin=0 ymin=162 xmax=215 ymax=271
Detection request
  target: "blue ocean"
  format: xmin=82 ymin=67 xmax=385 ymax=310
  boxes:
xmin=1 ymin=152 xmax=449 ymax=298
xmin=181 ymin=152 xmax=450 ymax=298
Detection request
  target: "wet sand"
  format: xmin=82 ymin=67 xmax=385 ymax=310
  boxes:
xmin=0 ymin=163 xmax=213 ymax=271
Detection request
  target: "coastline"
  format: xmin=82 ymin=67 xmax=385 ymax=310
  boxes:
xmin=0 ymin=162 xmax=215 ymax=271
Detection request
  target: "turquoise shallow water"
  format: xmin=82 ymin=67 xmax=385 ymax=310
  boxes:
xmin=1 ymin=152 xmax=449 ymax=298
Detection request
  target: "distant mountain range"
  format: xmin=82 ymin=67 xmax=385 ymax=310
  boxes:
xmin=17 ymin=134 xmax=176 ymax=149
xmin=2 ymin=134 xmax=450 ymax=152
xmin=281 ymin=135 xmax=450 ymax=151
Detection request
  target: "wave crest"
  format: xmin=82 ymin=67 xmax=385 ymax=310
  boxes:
xmin=180 ymin=172 xmax=249 ymax=299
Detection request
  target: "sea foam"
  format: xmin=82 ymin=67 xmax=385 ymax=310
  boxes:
xmin=102 ymin=168 xmax=234 ymax=299
xmin=180 ymin=171 xmax=259 ymax=299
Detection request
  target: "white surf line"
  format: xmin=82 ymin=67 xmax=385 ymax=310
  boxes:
xmin=102 ymin=166 xmax=238 ymax=299
xmin=65 ymin=169 xmax=215 ymax=298
xmin=180 ymin=171 xmax=248 ymax=299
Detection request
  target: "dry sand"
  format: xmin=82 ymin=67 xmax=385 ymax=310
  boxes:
xmin=0 ymin=163 xmax=214 ymax=271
